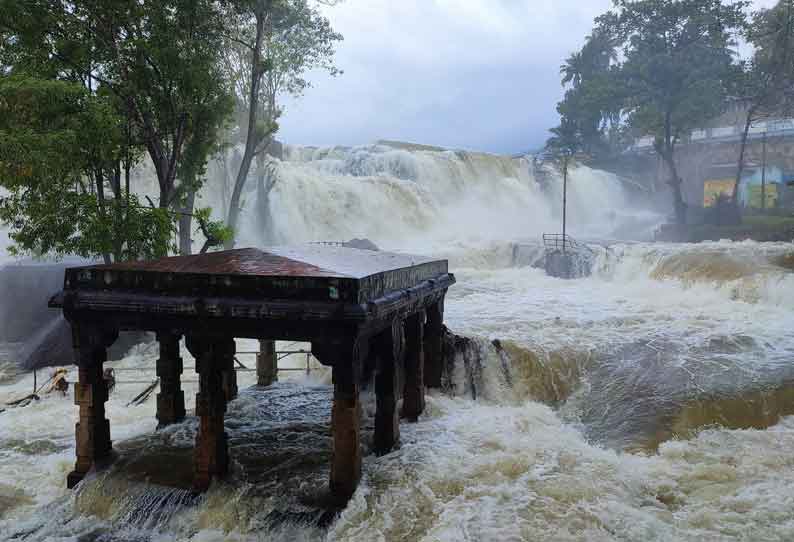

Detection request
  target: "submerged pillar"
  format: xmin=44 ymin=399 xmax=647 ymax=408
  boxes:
xmin=330 ymin=361 xmax=361 ymax=500
xmin=156 ymin=331 xmax=186 ymax=427
xmin=256 ymin=339 xmax=278 ymax=387
xmin=188 ymin=335 xmax=231 ymax=491
xmin=424 ymin=297 xmax=445 ymax=389
xmin=67 ymin=325 xmax=118 ymax=489
xmin=313 ymin=338 xmax=364 ymax=502
xmin=402 ymin=311 xmax=425 ymax=422
xmin=374 ymin=320 xmax=403 ymax=455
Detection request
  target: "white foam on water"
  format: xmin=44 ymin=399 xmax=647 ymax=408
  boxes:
xmin=325 ymin=398 xmax=794 ymax=541
xmin=0 ymin=340 xmax=323 ymax=529
xmin=238 ymin=144 xmax=651 ymax=249
xmin=2 ymin=143 xmax=794 ymax=540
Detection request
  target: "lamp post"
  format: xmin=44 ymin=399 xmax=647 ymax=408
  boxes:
xmin=562 ymin=154 xmax=568 ymax=253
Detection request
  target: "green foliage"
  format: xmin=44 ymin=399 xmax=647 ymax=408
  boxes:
xmin=546 ymin=117 xmax=581 ymax=159
xmin=598 ymin=0 xmax=747 ymax=148
xmin=2 ymin=192 xmax=175 ymax=261
xmin=740 ymin=1 xmax=794 ymax=118
xmin=0 ymin=0 xmax=339 ymax=258
xmin=556 ymin=29 xmax=625 ymax=156
xmin=222 ymin=0 xmax=342 ymax=143
xmin=268 ymin=0 xmax=344 ymax=98
xmin=194 ymin=207 xmax=234 ymax=253
xmin=217 ymin=0 xmax=342 ymax=248
xmin=0 ymin=76 xmax=173 ymax=260
xmin=554 ymin=0 xmax=749 ymax=224
xmin=0 ymin=0 xmax=235 ymax=258
xmin=556 ymin=0 xmax=749 ymax=158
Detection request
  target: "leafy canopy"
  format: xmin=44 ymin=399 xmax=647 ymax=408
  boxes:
xmin=0 ymin=76 xmax=173 ymax=260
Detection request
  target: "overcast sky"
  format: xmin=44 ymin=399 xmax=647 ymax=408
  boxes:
xmin=278 ymin=0 xmax=777 ymax=155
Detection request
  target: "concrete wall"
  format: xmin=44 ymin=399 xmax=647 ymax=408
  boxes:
xmin=675 ymin=135 xmax=794 ymax=210
xmin=608 ymin=133 xmax=794 ymax=220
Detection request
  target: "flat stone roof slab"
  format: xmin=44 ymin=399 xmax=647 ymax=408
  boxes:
xmin=58 ymin=246 xmax=451 ymax=306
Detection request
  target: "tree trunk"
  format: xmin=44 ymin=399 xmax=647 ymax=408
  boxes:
xmin=661 ymin=114 xmax=686 ymax=226
xmin=94 ymin=172 xmax=112 ymax=265
xmin=662 ymin=151 xmax=686 ymax=226
xmin=732 ymin=107 xmax=755 ymax=204
xmin=178 ymin=190 xmax=196 ymax=256
xmin=226 ymin=152 xmax=255 ymax=249
xmin=226 ymin=10 xmax=268 ymax=249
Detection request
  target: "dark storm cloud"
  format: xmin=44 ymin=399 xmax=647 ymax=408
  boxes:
xmin=278 ymin=0 xmax=775 ymax=155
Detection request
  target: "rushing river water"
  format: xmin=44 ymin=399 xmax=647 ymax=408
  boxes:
xmin=1 ymin=145 xmax=794 ymax=541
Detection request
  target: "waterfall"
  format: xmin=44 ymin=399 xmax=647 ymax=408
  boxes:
xmin=233 ymin=142 xmax=656 ymax=250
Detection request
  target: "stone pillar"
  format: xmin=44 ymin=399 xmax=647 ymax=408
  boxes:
xmin=256 ymin=339 xmax=277 ymax=387
xmin=156 ymin=331 xmax=186 ymax=427
xmin=313 ymin=338 xmax=363 ymax=502
xmin=424 ymin=297 xmax=445 ymax=389
xmin=219 ymin=339 xmax=238 ymax=402
xmin=67 ymin=325 xmax=118 ymax=489
xmin=331 ymin=363 xmax=361 ymax=501
xmin=374 ymin=320 xmax=403 ymax=455
xmin=402 ymin=311 xmax=425 ymax=422
xmin=187 ymin=335 xmax=231 ymax=491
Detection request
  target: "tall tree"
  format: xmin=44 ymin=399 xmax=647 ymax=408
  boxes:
xmin=557 ymin=31 xmax=623 ymax=156
xmin=545 ymin=117 xmax=584 ymax=242
xmin=0 ymin=0 xmax=234 ymax=255
xmin=555 ymin=0 xmax=748 ymax=224
xmin=0 ymin=77 xmax=173 ymax=262
xmin=221 ymin=0 xmax=341 ymax=248
xmin=601 ymin=0 xmax=748 ymax=225
xmin=732 ymin=0 xmax=794 ymax=203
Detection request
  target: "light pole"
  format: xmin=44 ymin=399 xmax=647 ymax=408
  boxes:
xmin=562 ymin=154 xmax=568 ymax=253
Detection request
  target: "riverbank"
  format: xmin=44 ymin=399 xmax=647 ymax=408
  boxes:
xmin=655 ymin=215 xmax=794 ymax=243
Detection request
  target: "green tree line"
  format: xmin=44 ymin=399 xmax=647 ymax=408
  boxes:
xmin=550 ymin=0 xmax=794 ymax=225
xmin=0 ymin=0 xmax=341 ymax=262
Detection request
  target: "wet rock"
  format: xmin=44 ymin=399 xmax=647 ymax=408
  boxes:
xmin=440 ymin=326 xmax=482 ymax=398
xmin=14 ymin=317 xmax=74 ymax=370
xmin=0 ymin=261 xmax=74 ymax=343
xmin=772 ymin=252 xmax=794 ymax=271
xmin=511 ymin=243 xmax=545 ymax=268
xmin=1 ymin=261 xmax=153 ymax=370
xmin=12 ymin=316 xmax=152 ymax=370
xmin=544 ymin=250 xmax=594 ymax=279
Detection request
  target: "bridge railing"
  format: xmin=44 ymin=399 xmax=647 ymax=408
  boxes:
xmin=630 ymin=124 xmax=794 ymax=152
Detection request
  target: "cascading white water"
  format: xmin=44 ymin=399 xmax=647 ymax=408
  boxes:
xmin=236 ymin=143 xmax=655 ymax=251
xmin=4 ymin=142 xmax=794 ymax=541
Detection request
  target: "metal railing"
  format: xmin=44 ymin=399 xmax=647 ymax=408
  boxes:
xmin=29 ymin=349 xmax=318 ymax=389
xmin=4 ymin=349 xmax=320 ymax=407
xmin=235 ymin=349 xmax=315 ymax=375
xmin=309 ymin=241 xmax=345 ymax=247
xmin=542 ymin=233 xmax=581 ymax=252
